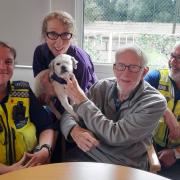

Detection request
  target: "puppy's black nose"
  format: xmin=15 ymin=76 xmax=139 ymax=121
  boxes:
xmin=61 ymin=65 xmax=67 ymax=72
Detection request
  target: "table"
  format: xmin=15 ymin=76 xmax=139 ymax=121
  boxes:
xmin=0 ymin=162 xmax=169 ymax=180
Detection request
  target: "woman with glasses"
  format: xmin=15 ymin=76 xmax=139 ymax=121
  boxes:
xmin=33 ymin=11 xmax=97 ymax=105
xmin=32 ymin=11 xmax=97 ymax=162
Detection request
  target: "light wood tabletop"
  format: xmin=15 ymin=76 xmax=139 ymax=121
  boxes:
xmin=0 ymin=162 xmax=170 ymax=180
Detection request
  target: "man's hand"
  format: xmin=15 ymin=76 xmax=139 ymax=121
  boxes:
xmin=158 ymin=149 xmax=176 ymax=167
xmin=64 ymin=74 xmax=87 ymax=105
xmin=164 ymin=108 xmax=180 ymax=140
xmin=70 ymin=125 xmax=99 ymax=152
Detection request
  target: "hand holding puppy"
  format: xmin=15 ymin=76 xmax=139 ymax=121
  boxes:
xmin=37 ymin=70 xmax=56 ymax=105
xmin=64 ymin=74 xmax=88 ymax=105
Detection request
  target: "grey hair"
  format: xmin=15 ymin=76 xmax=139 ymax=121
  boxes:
xmin=42 ymin=11 xmax=75 ymax=39
xmin=115 ymin=45 xmax=148 ymax=66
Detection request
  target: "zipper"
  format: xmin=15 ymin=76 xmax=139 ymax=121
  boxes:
xmin=2 ymin=104 xmax=14 ymax=165
xmin=167 ymin=100 xmax=178 ymax=147
xmin=0 ymin=115 xmax=8 ymax=163
xmin=11 ymin=128 xmax=16 ymax=162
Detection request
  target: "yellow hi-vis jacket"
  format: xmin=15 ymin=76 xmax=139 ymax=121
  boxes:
xmin=154 ymin=69 xmax=180 ymax=148
xmin=0 ymin=81 xmax=37 ymax=165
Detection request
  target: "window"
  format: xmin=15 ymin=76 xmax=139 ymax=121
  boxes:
xmin=83 ymin=0 xmax=180 ymax=70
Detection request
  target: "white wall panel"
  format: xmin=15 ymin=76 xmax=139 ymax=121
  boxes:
xmin=0 ymin=0 xmax=50 ymax=66
xmin=51 ymin=0 xmax=75 ymax=17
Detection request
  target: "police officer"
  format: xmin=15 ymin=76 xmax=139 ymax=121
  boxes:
xmin=145 ymin=43 xmax=180 ymax=179
xmin=0 ymin=41 xmax=56 ymax=174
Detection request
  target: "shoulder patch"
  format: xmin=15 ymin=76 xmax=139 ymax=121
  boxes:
xmin=11 ymin=81 xmax=29 ymax=98
xmin=12 ymin=81 xmax=30 ymax=89
xmin=158 ymin=84 xmax=168 ymax=91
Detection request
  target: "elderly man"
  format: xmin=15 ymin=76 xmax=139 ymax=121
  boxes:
xmin=60 ymin=45 xmax=166 ymax=170
xmin=145 ymin=43 xmax=180 ymax=179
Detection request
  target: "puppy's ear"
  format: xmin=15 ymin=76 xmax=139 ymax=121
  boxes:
xmin=49 ymin=60 xmax=55 ymax=72
xmin=72 ymin=57 xmax=78 ymax=69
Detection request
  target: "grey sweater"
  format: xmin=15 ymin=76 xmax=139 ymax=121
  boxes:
xmin=60 ymin=78 xmax=167 ymax=170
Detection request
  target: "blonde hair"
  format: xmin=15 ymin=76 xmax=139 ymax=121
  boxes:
xmin=42 ymin=11 xmax=75 ymax=39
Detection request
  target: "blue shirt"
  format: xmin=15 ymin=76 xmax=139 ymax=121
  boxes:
xmin=144 ymin=69 xmax=180 ymax=100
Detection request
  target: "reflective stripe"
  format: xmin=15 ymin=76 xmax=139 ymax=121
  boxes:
xmin=0 ymin=81 xmax=37 ymax=165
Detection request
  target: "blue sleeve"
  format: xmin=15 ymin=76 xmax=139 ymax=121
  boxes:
xmin=29 ymin=88 xmax=56 ymax=134
xmin=33 ymin=46 xmax=46 ymax=77
xmin=144 ymin=69 xmax=160 ymax=89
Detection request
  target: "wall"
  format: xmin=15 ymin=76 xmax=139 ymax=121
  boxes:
xmin=0 ymin=0 xmax=50 ymax=66
xmin=52 ymin=0 xmax=75 ymax=17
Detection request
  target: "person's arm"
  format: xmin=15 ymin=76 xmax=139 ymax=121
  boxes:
xmin=23 ymin=129 xmax=56 ymax=167
xmin=163 ymin=108 xmax=180 ymax=140
xmin=0 ymin=163 xmax=24 ymax=175
xmin=33 ymin=45 xmax=49 ymax=77
xmin=0 ymin=154 xmax=29 ymax=174
xmin=64 ymin=74 xmax=167 ymax=146
xmin=24 ymin=88 xmax=56 ymax=167
xmin=60 ymin=112 xmax=99 ymax=152
xmin=33 ymin=45 xmax=57 ymax=104
xmin=70 ymin=125 xmax=99 ymax=152
xmin=29 ymin=88 xmax=56 ymax=133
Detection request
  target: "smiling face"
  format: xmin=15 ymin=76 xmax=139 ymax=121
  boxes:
xmin=113 ymin=49 xmax=148 ymax=96
xmin=45 ymin=18 xmax=71 ymax=57
xmin=169 ymin=45 xmax=180 ymax=83
xmin=0 ymin=46 xmax=14 ymax=88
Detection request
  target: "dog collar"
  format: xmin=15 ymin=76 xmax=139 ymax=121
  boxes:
xmin=51 ymin=73 xmax=67 ymax=84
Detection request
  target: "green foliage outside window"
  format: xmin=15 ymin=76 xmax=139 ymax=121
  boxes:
xmin=83 ymin=0 xmax=180 ymax=69
xmin=84 ymin=0 xmax=178 ymax=23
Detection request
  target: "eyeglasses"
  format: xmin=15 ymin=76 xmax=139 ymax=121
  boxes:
xmin=114 ymin=63 xmax=142 ymax=73
xmin=170 ymin=53 xmax=180 ymax=61
xmin=46 ymin=31 xmax=72 ymax=40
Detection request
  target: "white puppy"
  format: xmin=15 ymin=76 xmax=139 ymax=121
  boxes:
xmin=34 ymin=54 xmax=78 ymax=119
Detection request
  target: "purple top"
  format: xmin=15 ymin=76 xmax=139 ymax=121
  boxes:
xmin=33 ymin=43 xmax=97 ymax=114
xmin=33 ymin=43 xmax=97 ymax=92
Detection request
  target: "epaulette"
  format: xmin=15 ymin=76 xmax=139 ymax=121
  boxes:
xmin=11 ymin=81 xmax=30 ymax=98
xmin=12 ymin=81 xmax=30 ymax=89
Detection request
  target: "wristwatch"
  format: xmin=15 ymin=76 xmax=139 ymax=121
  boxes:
xmin=33 ymin=144 xmax=52 ymax=157
xmin=173 ymin=148 xmax=180 ymax=159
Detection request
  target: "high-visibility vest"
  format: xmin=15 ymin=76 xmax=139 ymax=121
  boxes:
xmin=0 ymin=81 xmax=37 ymax=165
xmin=153 ymin=69 xmax=180 ymax=148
